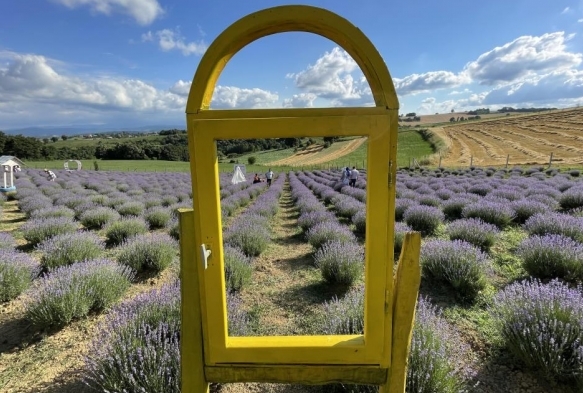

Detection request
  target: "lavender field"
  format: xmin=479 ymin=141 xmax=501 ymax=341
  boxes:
xmin=1 ymin=166 xmax=583 ymax=393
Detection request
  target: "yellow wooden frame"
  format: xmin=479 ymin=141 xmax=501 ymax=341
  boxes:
xmin=180 ymin=5 xmax=421 ymax=392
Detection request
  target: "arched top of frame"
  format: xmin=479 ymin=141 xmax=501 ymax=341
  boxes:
xmin=186 ymin=5 xmax=398 ymax=113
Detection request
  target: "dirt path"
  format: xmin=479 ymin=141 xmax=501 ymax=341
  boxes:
xmin=268 ymin=138 xmax=366 ymax=167
xmin=221 ymin=180 xmax=332 ymax=393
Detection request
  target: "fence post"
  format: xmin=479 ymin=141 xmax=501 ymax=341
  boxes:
xmin=470 ymin=156 xmax=473 ymax=168
xmin=505 ymin=155 xmax=509 ymax=169
xmin=438 ymin=154 xmax=442 ymax=169
xmin=549 ymin=152 xmax=553 ymax=168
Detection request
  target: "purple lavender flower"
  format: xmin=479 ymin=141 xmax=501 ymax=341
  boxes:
xmin=20 ymin=216 xmax=78 ymax=246
xmin=421 ymin=239 xmax=490 ymax=300
xmin=0 ymin=249 xmax=39 ymax=301
xmin=446 ymin=218 xmax=499 ymax=252
xmin=403 ymin=205 xmax=444 ymax=236
xmin=492 ymin=279 xmax=583 ymax=386
xmin=314 ymin=240 xmax=364 ymax=286
xmin=38 ymin=231 xmax=105 ymax=269
xmin=306 ymin=221 xmax=356 ymax=250
xmin=518 ymin=234 xmax=583 ymax=281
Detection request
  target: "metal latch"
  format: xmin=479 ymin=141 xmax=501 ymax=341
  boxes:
xmin=200 ymin=244 xmax=211 ymax=269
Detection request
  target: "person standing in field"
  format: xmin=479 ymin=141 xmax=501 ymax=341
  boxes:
xmin=349 ymin=166 xmax=359 ymax=187
xmin=340 ymin=167 xmax=350 ymax=186
xmin=265 ymin=168 xmax=274 ymax=187
xmin=44 ymin=168 xmax=57 ymax=181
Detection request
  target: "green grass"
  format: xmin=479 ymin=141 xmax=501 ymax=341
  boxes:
xmin=47 ymin=134 xmax=164 ymax=148
xmin=27 ymin=130 xmax=434 ymax=173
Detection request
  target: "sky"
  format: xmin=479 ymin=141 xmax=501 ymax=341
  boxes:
xmin=0 ymin=0 xmax=582 ymax=131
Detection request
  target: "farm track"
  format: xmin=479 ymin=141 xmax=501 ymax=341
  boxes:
xmin=268 ymin=138 xmax=366 ymax=167
xmin=221 ymin=181 xmax=327 ymax=393
xmin=434 ymin=107 xmax=583 ymax=167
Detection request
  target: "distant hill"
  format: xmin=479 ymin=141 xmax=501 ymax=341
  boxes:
xmin=4 ymin=124 xmax=185 ymax=137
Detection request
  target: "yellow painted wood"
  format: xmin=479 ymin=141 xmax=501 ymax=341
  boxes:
xmin=178 ymin=209 xmax=209 ymax=393
xmin=181 ymin=3 xmax=422 ymax=390
xmin=205 ymin=365 xmax=387 ymax=385
xmin=186 ymin=5 xmax=398 ymax=113
xmin=382 ymin=232 xmax=422 ymax=393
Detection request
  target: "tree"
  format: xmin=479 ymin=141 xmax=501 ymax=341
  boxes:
xmin=248 ymin=156 xmax=257 ymax=165
xmin=450 ymin=117 xmax=456 ymax=122
xmin=43 ymin=138 xmax=49 ymax=144
xmin=51 ymin=136 xmax=59 ymax=142
xmin=406 ymin=112 xmax=416 ymax=117
xmin=62 ymin=135 xmax=68 ymax=141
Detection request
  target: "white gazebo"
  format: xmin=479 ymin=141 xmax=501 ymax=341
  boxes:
xmin=0 ymin=156 xmax=24 ymax=192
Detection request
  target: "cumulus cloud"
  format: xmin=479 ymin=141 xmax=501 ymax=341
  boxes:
xmin=0 ymin=52 xmax=186 ymax=128
xmin=211 ymin=86 xmax=279 ymax=109
xmin=286 ymin=47 xmax=373 ymax=106
xmin=142 ymin=28 xmax=207 ymax=56
xmin=168 ymin=80 xmax=280 ymax=109
xmin=282 ymin=93 xmax=317 ymax=108
xmin=464 ymin=32 xmax=582 ymax=85
xmin=482 ymin=69 xmax=583 ymax=105
xmin=53 ymin=0 xmax=163 ymax=25
xmin=394 ymin=71 xmax=470 ymax=95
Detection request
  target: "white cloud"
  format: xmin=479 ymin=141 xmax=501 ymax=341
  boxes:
xmin=0 ymin=52 xmax=187 ymax=127
xmin=286 ymin=47 xmax=373 ymax=106
xmin=578 ymin=18 xmax=583 ymax=23
xmin=53 ymin=0 xmax=163 ymax=25
xmin=449 ymin=88 xmax=471 ymax=95
xmin=562 ymin=6 xmax=571 ymax=14
xmin=142 ymin=28 xmax=207 ymax=56
xmin=394 ymin=71 xmax=470 ymax=95
xmin=168 ymin=80 xmax=280 ymax=109
xmin=282 ymin=93 xmax=317 ymax=108
xmin=482 ymin=69 xmax=583 ymax=105
xmin=464 ymin=32 xmax=582 ymax=85
xmin=211 ymin=86 xmax=279 ymax=109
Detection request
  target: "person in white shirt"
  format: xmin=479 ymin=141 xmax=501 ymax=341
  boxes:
xmin=265 ymin=169 xmax=274 ymax=187
xmin=44 ymin=168 xmax=57 ymax=181
xmin=349 ymin=166 xmax=359 ymax=187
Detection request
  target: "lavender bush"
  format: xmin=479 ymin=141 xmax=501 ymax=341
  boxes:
xmin=446 ymin=218 xmax=499 ymax=252
xmin=116 ymin=201 xmax=145 ymax=217
xmin=26 ymin=259 xmax=134 ymax=328
xmin=518 ymin=234 xmax=583 ymax=281
xmin=314 ymin=241 xmax=364 ymax=286
xmin=321 ymin=289 xmax=464 ymax=393
xmin=394 ymin=222 xmax=412 ymax=256
xmin=462 ymin=201 xmax=515 ymax=229
xmin=224 ymin=217 xmax=270 ymax=257
xmin=509 ymin=199 xmax=549 ymax=224
xmin=104 ymin=216 xmax=149 ymax=246
xmin=21 ymin=216 xmax=78 ymax=246
xmin=0 ymin=232 xmax=16 ymax=250
xmin=403 ymin=205 xmax=444 ymax=237
xmin=0 ymin=250 xmax=39 ymax=301
xmin=117 ymin=233 xmax=177 ymax=273
xmin=30 ymin=206 xmax=76 ymax=220
xmin=306 ymin=221 xmax=356 ymax=250
xmin=223 ymin=245 xmax=253 ymax=291
xmin=560 ymin=188 xmax=583 ymax=211
xmin=80 ymin=206 xmax=121 ymax=229
xmin=144 ymin=206 xmax=172 ymax=229
xmin=524 ymin=212 xmax=583 ymax=242
xmin=84 ymin=282 xmax=181 ymax=393
xmin=297 ymin=210 xmax=336 ymax=232
xmin=492 ymin=279 xmax=583 ymax=387
xmin=352 ymin=209 xmax=366 ymax=234
xmin=38 ymin=231 xmax=105 ymax=269
xmin=421 ymin=240 xmax=490 ymax=300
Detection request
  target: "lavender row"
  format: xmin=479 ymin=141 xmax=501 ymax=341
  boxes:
xmin=289 ymin=172 xmax=362 ymax=286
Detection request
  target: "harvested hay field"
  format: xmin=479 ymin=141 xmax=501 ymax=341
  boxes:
xmin=432 ymin=107 xmax=583 ymax=167
xmin=268 ymin=137 xmax=366 ymax=167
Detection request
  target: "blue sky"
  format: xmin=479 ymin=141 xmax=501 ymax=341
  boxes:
xmin=0 ymin=0 xmax=582 ymax=130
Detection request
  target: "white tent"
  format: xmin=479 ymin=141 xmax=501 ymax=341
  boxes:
xmin=231 ymin=165 xmax=246 ymax=184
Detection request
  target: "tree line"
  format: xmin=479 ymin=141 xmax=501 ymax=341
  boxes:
xmin=0 ymin=130 xmax=310 ymax=162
